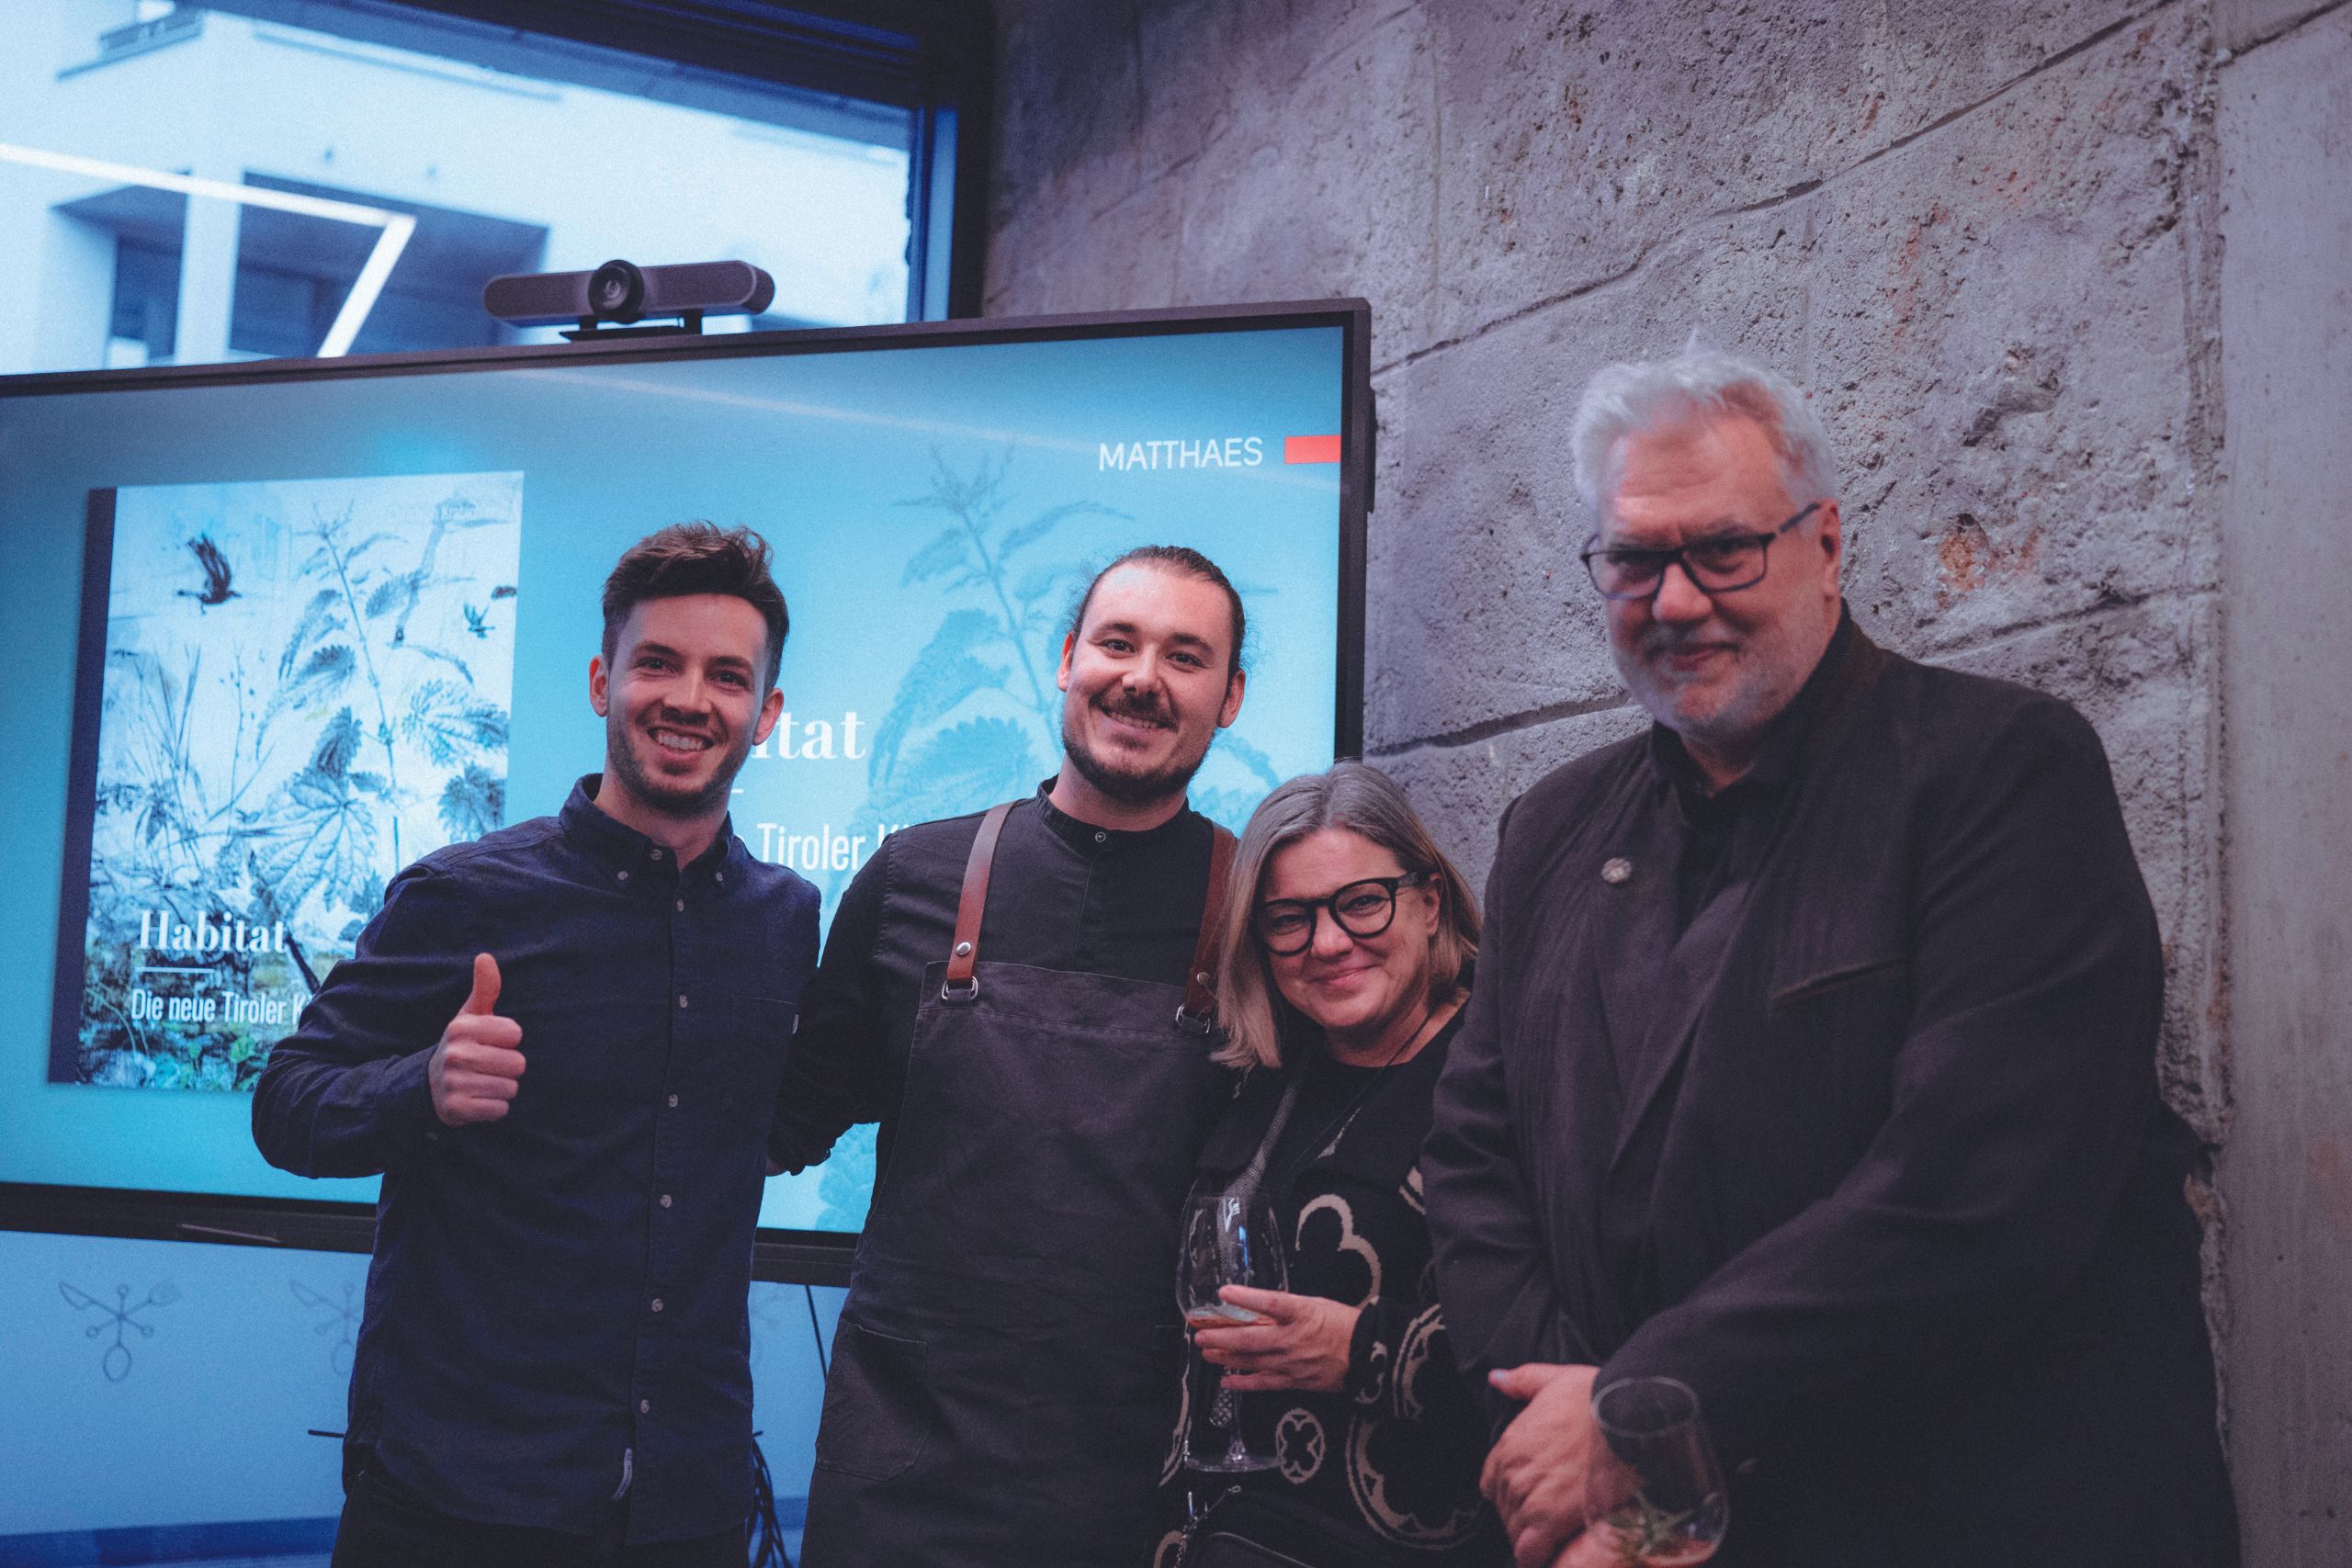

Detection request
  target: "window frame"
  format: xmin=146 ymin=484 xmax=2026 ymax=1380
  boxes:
xmin=199 ymin=0 xmax=995 ymax=321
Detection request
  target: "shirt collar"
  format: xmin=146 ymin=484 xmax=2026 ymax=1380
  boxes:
xmin=1032 ymin=775 xmax=1203 ymax=854
xmin=561 ymin=774 xmax=745 ymax=887
xmin=1646 ymin=604 xmax=1857 ymax=802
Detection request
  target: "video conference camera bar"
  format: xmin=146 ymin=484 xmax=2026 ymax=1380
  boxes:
xmin=481 ymin=259 xmax=776 ymax=340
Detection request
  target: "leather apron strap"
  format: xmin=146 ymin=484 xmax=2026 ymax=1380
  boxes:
xmin=940 ymin=801 xmax=1013 ymax=1001
xmin=1176 ymin=823 xmax=1238 ymax=1032
xmin=939 ymin=799 xmax=1238 ymax=1028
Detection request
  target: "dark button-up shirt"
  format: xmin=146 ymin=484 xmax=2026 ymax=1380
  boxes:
xmin=770 ymin=781 xmax=1216 ymax=1175
xmin=253 ymin=778 xmax=820 ymax=1542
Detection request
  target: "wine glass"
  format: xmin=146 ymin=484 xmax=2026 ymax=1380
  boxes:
xmin=1584 ymin=1377 xmax=1729 ymax=1566
xmin=1176 ymin=1190 xmax=1288 ymax=1472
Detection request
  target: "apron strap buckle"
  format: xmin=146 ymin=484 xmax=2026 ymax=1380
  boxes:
xmin=940 ymin=976 xmax=981 ymax=1006
xmin=1172 ymin=1002 xmax=1215 ymax=1035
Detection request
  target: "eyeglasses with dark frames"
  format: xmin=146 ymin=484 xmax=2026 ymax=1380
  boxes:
xmin=1253 ymin=872 xmax=1430 ymax=956
xmin=1579 ymin=500 xmax=1822 ymax=602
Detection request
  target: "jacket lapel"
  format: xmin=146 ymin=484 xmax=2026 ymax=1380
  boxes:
xmin=1608 ymin=818 xmax=1776 ymax=1171
xmin=1589 ymin=807 xmax=1683 ymax=1102
xmin=1605 ymin=626 xmax=1895 ymax=1175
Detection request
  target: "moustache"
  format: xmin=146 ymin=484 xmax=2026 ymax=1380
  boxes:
xmin=1095 ymin=692 xmax=1174 ymax=729
xmin=1639 ymin=629 xmax=1740 ymax=660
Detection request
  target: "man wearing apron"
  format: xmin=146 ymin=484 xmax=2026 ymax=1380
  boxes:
xmin=775 ymin=546 xmax=1253 ymax=1566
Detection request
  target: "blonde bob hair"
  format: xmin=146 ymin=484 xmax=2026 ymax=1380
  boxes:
xmin=1214 ymin=762 xmax=1480 ymax=1072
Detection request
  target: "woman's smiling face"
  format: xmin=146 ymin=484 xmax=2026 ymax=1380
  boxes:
xmin=1260 ymin=828 xmax=1441 ymax=1058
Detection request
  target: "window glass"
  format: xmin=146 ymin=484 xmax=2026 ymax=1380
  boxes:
xmin=0 ymin=2 xmax=919 ymax=374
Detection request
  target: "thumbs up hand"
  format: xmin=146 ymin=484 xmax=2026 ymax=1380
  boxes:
xmin=428 ymin=953 xmax=525 ymax=1126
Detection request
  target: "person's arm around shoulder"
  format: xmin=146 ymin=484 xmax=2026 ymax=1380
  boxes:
xmin=768 ymin=833 xmax=895 ymax=1176
xmin=253 ymin=863 xmax=514 ymax=1179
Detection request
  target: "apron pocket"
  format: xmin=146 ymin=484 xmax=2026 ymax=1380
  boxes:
xmin=1023 ymin=1319 xmax=1185 ymax=1405
xmin=814 ymin=1321 xmax=932 ymax=1482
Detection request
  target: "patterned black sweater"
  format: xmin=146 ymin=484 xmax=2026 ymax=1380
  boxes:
xmin=1157 ymin=1012 xmax=1505 ymax=1566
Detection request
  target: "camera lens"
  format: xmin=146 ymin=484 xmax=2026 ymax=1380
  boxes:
xmin=587 ymin=260 xmax=644 ymax=323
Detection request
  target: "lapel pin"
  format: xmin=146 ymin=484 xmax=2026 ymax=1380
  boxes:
xmin=1601 ymin=857 xmax=1634 ymax=886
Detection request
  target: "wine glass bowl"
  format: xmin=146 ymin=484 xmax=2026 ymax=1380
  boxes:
xmin=1586 ymin=1376 xmax=1728 ymax=1566
xmin=1176 ymin=1191 xmax=1287 ymax=1472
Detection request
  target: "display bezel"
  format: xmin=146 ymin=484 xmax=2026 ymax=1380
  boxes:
xmin=0 ymin=299 xmax=1374 ymax=1285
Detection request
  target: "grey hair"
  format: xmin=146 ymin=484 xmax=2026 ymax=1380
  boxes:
xmin=1212 ymin=762 xmax=1480 ymax=1073
xmin=1569 ymin=350 xmax=1838 ymax=519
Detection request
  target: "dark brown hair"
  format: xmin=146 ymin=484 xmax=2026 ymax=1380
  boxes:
xmin=1065 ymin=545 xmax=1247 ymax=680
xmin=601 ymin=523 xmax=789 ymax=688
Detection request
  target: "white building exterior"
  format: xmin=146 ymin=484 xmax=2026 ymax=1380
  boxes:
xmin=0 ymin=1 xmax=916 ymax=376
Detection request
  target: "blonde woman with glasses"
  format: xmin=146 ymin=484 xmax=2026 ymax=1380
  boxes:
xmin=1162 ymin=763 xmax=1504 ymax=1568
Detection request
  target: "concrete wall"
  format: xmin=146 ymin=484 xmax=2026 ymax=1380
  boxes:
xmin=2215 ymin=3 xmax=2352 ymax=1562
xmin=984 ymin=0 xmax=2350 ymax=1560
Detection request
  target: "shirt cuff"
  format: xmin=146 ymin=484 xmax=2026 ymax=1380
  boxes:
xmin=372 ymin=1047 xmax=440 ymax=1142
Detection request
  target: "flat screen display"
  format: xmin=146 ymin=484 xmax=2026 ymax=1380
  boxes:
xmin=0 ymin=306 xmax=1368 ymax=1256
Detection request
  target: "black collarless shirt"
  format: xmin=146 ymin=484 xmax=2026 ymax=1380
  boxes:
xmin=771 ymin=781 xmax=1217 ymax=1178
xmin=253 ymin=778 xmax=821 ymax=1543
xmin=1650 ymin=609 xmax=1856 ymax=933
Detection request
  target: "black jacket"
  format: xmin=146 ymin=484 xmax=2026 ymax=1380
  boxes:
xmin=1423 ymin=624 xmax=2237 ymax=1567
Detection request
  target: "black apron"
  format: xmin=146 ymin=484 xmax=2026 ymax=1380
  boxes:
xmin=801 ymin=802 xmax=1237 ymax=1567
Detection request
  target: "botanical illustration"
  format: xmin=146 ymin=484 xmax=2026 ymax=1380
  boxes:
xmin=809 ymin=450 xmax=1283 ymax=1231
xmin=55 ymin=472 xmax=523 ymax=1091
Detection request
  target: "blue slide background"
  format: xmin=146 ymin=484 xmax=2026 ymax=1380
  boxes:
xmin=0 ymin=325 xmax=1346 ymax=1235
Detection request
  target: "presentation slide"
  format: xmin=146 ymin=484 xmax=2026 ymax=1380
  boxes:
xmin=0 ymin=321 xmax=1351 ymax=1236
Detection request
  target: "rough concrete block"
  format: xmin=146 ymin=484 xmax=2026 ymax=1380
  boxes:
xmin=1810 ymin=6 xmax=2222 ymax=654
xmin=1424 ymin=0 xmax=2148 ymax=346
xmin=2216 ymin=0 xmax=2334 ymax=49
xmin=1374 ymin=703 xmax=1650 ymax=892
xmin=989 ymin=1 xmax=1146 ymax=272
xmin=2215 ymin=3 xmax=2352 ymax=1553
xmin=988 ymin=181 xmax=1188 ymax=316
xmin=1163 ymin=8 xmax=1440 ymax=346
xmin=1131 ymin=0 xmax=1414 ymax=186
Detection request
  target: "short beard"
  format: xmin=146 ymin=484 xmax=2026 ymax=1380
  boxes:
xmin=605 ymin=711 xmax=753 ymax=821
xmin=1059 ymin=694 xmax=1212 ymax=806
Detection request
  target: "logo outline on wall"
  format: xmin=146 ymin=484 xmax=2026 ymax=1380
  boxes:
xmin=59 ymin=1279 xmax=179 ymax=1382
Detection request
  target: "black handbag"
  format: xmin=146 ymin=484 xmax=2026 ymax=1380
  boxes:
xmin=1181 ymin=1485 xmax=1408 ymax=1568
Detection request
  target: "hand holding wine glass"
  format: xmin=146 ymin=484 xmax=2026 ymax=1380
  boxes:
xmin=1177 ymin=1191 xmax=1288 ymax=1472
xmin=1485 ymin=1362 xmax=1602 ymax=1567
xmin=1578 ymin=1377 xmax=1728 ymax=1567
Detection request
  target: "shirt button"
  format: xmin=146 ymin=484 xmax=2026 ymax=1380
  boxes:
xmin=639 ymin=1399 xmax=650 ymax=1415
xmin=650 ymin=848 xmax=662 ymax=861
xmin=677 ymin=994 xmax=689 ymax=1009
xmin=675 ymin=899 xmax=685 ymax=913
xmin=1094 ymin=830 xmax=1106 ymax=844
xmin=650 ymin=1297 xmax=664 ymax=1314
xmin=617 ymin=869 xmax=629 ymax=883
xmin=667 ymin=1094 xmax=679 ymax=1110
xmin=659 ymin=1193 xmax=673 ymax=1209
xmin=715 ymin=870 xmax=725 ymax=884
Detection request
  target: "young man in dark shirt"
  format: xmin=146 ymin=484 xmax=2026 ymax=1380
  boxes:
xmin=775 ymin=546 xmax=1250 ymax=1568
xmin=254 ymin=524 xmax=821 ymax=1568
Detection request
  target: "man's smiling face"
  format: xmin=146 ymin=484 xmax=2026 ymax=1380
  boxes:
xmin=1600 ymin=411 xmax=1841 ymax=780
xmin=1056 ymin=562 xmax=1244 ymax=808
xmin=590 ymin=592 xmax=783 ymax=823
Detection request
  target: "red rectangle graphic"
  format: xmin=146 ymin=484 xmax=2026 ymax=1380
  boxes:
xmin=1283 ymin=434 xmax=1342 ymax=465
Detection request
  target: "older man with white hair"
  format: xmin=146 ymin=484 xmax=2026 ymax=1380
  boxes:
xmin=1423 ymin=351 xmax=2237 ymax=1567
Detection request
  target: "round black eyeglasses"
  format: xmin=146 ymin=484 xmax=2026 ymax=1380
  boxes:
xmin=1253 ymin=873 xmax=1430 ymax=956
xmin=1579 ymin=501 xmax=1821 ymax=601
